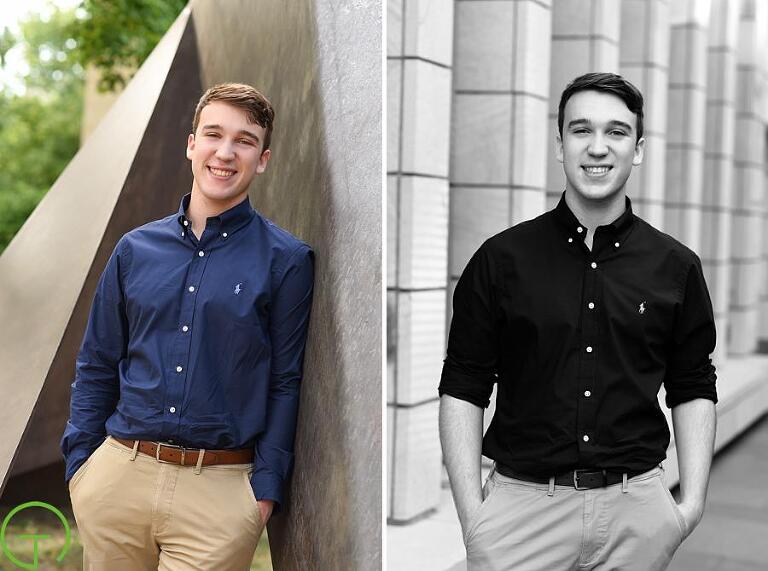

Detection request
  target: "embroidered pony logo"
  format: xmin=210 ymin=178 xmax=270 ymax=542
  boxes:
xmin=234 ymin=283 xmax=243 ymax=295
xmin=639 ymin=301 xmax=646 ymax=315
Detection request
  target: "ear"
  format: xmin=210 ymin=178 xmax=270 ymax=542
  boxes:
xmin=186 ymin=133 xmax=195 ymax=160
xmin=632 ymin=137 xmax=646 ymax=166
xmin=555 ymin=131 xmax=564 ymax=164
xmin=256 ymin=148 xmax=271 ymax=174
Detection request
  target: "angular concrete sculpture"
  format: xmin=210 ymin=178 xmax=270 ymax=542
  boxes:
xmin=0 ymin=1 xmax=381 ymax=568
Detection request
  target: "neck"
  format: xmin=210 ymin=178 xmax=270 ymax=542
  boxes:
xmin=564 ymin=187 xmax=626 ymax=250
xmin=187 ymin=187 xmax=247 ymax=239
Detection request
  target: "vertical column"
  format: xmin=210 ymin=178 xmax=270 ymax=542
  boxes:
xmin=700 ymin=0 xmax=739 ymax=364
xmin=729 ymin=0 xmax=765 ymax=354
xmin=450 ymin=0 xmax=551 ymax=275
xmin=757 ymin=2 xmax=768 ymax=353
xmin=619 ymin=0 xmax=670 ymax=227
xmin=387 ymin=0 xmax=454 ymax=522
xmin=664 ymin=0 xmax=710 ymax=252
xmin=547 ymin=0 xmax=621 ymax=206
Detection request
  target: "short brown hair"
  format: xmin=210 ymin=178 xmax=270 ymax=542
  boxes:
xmin=192 ymin=83 xmax=275 ymax=151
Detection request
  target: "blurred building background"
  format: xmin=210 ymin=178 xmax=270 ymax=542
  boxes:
xmin=387 ymin=0 xmax=768 ymax=545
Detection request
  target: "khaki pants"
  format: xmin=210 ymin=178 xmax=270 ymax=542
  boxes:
xmin=68 ymin=436 xmax=265 ymax=571
xmin=465 ymin=466 xmax=687 ymax=571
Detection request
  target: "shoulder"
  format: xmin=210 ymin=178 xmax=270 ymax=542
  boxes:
xmin=121 ymin=213 xmax=177 ymax=247
xmin=633 ymin=216 xmax=701 ymax=266
xmin=251 ymin=212 xmax=313 ymax=276
xmin=477 ymin=211 xmax=549 ymax=260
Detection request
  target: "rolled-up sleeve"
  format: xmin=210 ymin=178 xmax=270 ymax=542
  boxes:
xmin=664 ymin=254 xmax=717 ymax=408
xmin=60 ymin=238 xmax=128 ymax=481
xmin=438 ymin=244 xmax=499 ymax=408
xmin=250 ymin=244 xmax=314 ymax=510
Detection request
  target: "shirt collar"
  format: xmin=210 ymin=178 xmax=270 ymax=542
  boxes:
xmin=553 ymin=191 xmax=635 ymax=242
xmin=176 ymin=193 xmax=255 ymax=237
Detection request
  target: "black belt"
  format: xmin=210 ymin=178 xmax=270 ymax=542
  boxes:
xmin=496 ymin=463 xmax=643 ymax=490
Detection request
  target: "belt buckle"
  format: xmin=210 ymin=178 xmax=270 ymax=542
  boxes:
xmin=573 ymin=469 xmax=607 ymax=490
xmin=573 ymin=469 xmax=591 ymax=490
xmin=155 ymin=442 xmax=186 ymax=465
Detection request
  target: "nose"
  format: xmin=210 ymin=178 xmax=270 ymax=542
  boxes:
xmin=587 ymin=133 xmax=608 ymax=156
xmin=215 ymin=139 xmax=236 ymax=160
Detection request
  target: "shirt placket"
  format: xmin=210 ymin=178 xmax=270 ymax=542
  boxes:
xmin=576 ymin=234 xmax=600 ymax=462
xmin=163 ymin=242 xmax=212 ymax=441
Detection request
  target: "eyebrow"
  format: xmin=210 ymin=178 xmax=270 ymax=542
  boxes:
xmin=200 ymin=124 xmax=261 ymax=143
xmin=567 ymin=118 xmax=634 ymax=132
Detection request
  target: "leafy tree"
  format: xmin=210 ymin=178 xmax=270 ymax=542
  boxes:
xmin=0 ymin=7 xmax=82 ymax=253
xmin=69 ymin=0 xmax=186 ymax=92
xmin=0 ymin=1 xmax=185 ymax=252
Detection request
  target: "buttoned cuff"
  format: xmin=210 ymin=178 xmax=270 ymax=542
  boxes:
xmin=251 ymin=442 xmax=294 ymax=512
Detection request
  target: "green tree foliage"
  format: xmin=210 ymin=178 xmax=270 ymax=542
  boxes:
xmin=0 ymin=7 xmax=82 ymax=252
xmin=0 ymin=1 xmax=185 ymax=252
xmin=69 ymin=0 xmax=187 ymax=92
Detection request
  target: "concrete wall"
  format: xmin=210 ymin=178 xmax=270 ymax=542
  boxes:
xmin=387 ymin=0 xmax=768 ymax=523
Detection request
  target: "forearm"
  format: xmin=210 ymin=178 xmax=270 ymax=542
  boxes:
xmin=439 ymin=394 xmax=485 ymax=527
xmin=672 ymin=398 xmax=716 ymax=513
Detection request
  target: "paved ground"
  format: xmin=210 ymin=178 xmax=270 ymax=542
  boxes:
xmin=387 ymin=414 xmax=768 ymax=570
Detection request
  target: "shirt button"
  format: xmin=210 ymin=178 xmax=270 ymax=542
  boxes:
xmin=591 ymin=262 xmax=597 ymax=269
xmin=583 ymin=435 xmax=590 ymax=442
xmin=615 ymin=241 xmax=620 ymax=248
xmin=170 ymin=407 xmax=176 ymax=413
xmin=584 ymin=390 xmax=591 ymax=397
xmin=586 ymin=346 xmax=593 ymax=353
xmin=176 ymin=365 xmax=183 ymax=372
xmin=181 ymin=231 xmax=185 ymax=237
xmin=198 ymin=251 xmax=205 ymax=257
xmin=577 ymin=226 xmax=583 ymax=233
xmin=188 ymin=286 xmax=195 ymax=292
xmin=222 ymin=232 xmax=228 ymax=238
xmin=588 ymin=302 xmax=595 ymax=309
xmin=183 ymin=220 xmax=188 ymax=227
xmin=182 ymin=325 xmax=189 ymax=332
xmin=568 ymin=237 xmax=573 ymax=243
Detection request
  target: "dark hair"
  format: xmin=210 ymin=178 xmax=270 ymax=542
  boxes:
xmin=193 ymin=83 xmax=275 ymax=151
xmin=558 ymin=72 xmax=644 ymax=141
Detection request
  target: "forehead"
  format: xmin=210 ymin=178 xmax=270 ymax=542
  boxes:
xmin=197 ymin=101 xmax=264 ymax=135
xmin=563 ymin=90 xmax=637 ymax=129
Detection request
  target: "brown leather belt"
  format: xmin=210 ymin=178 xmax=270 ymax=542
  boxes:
xmin=113 ymin=437 xmax=253 ymax=466
xmin=496 ymin=463 xmax=643 ymax=490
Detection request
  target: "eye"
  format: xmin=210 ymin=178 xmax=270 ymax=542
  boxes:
xmin=204 ymin=132 xmax=220 ymax=138
xmin=609 ymin=129 xmax=627 ymax=137
xmin=238 ymin=139 xmax=254 ymax=145
xmin=572 ymin=128 xmax=589 ymax=135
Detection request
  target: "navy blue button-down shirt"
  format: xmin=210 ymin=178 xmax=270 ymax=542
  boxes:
xmin=61 ymin=193 xmax=314 ymax=508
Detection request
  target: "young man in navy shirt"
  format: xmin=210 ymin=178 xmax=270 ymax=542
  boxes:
xmin=62 ymin=83 xmax=314 ymax=569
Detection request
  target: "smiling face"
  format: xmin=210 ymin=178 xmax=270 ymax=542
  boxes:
xmin=556 ymin=90 xmax=644 ymax=203
xmin=186 ymin=100 xmax=271 ymax=209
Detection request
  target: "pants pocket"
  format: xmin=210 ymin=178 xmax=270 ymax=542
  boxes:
xmin=241 ymin=471 xmax=263 ymax=528
xmin=68 ymin=440 xmax=106 ymax=493
xmin=464 ymin=470 xmax=499 ymax=545
xmin=658 ymin=477 xmax=686 ymax=543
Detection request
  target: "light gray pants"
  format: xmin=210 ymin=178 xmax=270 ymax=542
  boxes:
xmin=465 ymin=465 xmax=686 ymax=571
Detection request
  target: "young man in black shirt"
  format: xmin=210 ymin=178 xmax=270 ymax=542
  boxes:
xmin=439 ymin=72 xmax=717 ymax=570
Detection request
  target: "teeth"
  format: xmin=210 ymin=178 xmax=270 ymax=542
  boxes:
xmin=209 ymin=167 xmax=235 ymax=177
xmin=584 ymin=166 xmax=610 ymax=175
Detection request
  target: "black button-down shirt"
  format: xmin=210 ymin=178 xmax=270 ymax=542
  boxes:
xmin=439 ymin=194 xmax=717 ymax=476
